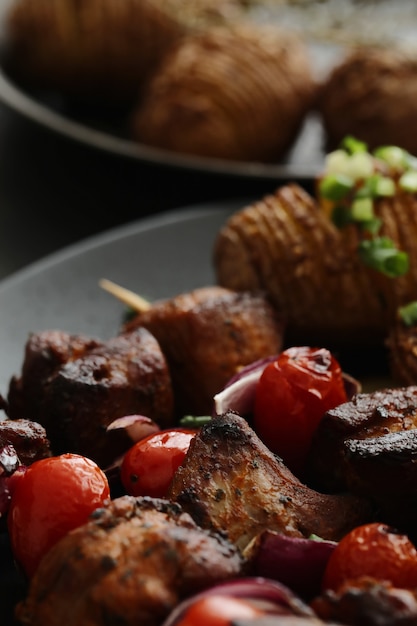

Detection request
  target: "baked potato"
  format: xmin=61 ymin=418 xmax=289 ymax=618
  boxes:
xmin=131 ymin=23 xmax=316 ymax=162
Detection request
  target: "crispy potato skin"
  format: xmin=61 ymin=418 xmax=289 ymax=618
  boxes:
xmin=214 ymin=183 xmax=417 ymax=350
xmin=132 ymin=24 xmax=316 ymax=162
xmin=3 ymin=0 xmax=185 ymax=104
xmin=318 ymin=46 xmax=417 ymax=155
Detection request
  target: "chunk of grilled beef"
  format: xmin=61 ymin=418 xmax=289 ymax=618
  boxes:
xmin=122 ymin=286 xmax=284 ymax=417
xmin=307 ymin=386 xmax=417 ymax=534
xmin=16 ymin=495 xmax=244 ymax=626
xmin=7 ymin=328 xmax=174 ymax=467
xmin=312 ymin=577 xmax=417 ymax=626
xmin=168 ymin=412 xmax=372 ymax=551
xmin=0 ymin=418 xmax=51 ymax=466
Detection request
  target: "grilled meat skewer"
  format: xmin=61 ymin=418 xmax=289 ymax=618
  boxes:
xmin=6 ymin=328 xmax=174 ymax=467
xmin=169 ymin=411 xmax=372 ymax=550
xmin=16 ymin=495 xmax=244 ymax=626
xmin=307 ymin=385 xmax=417 ymax=535
xmin=122 ymin=286 xmax=284 ymax=417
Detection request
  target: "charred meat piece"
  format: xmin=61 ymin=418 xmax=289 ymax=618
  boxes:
xmin=312 ymin=577 xmax=417 ymax=626
xmin=0 ymin=419 xmax=51 ymax=466
xmin=16 ymin=495 xmax=244 ymax=626
xmin=307 ymin=386 xmax=417 ymax=533
xmin=7 ymin=328 xmax=174 ymax=467
xmin=318 ymin=46 xmax=417 ymax=155
xmin=214 ymin=183 xmax=387 ymax=349
xmin=123 ymin=286 xmax=284 ymax=417
xmin=168 ymin=412 xmax=372 ymax=551
xmin=7 ymin=329 xmax=100 ymax=421
xmin=132 ymin=23 xmax=315 ymax=162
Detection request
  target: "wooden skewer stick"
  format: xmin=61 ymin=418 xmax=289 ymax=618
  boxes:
xmin=99 ymin=278 xmax=152 ymax=312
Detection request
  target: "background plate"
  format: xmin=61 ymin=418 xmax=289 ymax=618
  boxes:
xmin=0 ymin=0 xmax=415 ymax=181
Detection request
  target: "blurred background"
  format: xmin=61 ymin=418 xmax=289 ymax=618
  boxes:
xmin=0 ymin=0 xmax=416 ymax=280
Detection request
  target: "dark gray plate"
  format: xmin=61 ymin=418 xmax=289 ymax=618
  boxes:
xmin=0 ymin=202 xmax=241 ymax=398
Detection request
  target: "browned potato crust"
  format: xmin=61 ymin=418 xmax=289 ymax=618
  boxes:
xmin=214 ymin=182 xmax=417 ymax=349
xmin=318 ymin=46 xmax=417 ymax=154
xmin=132 ymin=23 xmax=316 ymax=162
xmin=2 ymin=0 xmax=186 ymax=104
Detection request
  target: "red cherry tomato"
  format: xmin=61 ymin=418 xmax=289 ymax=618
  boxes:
xmin=8 ymin=453 xmax=110 ymax=578
xmin=322 ymin=523 xmax=417 ymax=592
xmin=175 ymin=595 xmax=263 ymax=626
xmin=253 ymin=346 xmax=347 ymax=475
xmin=120 ymin=428 xmax=195 ymax=498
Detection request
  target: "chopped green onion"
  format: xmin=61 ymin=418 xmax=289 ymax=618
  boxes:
xmin=374 ymin=176 xmax=396 ymax=197
xmin=346 ymin=152 xmax=375 ymax=180
xmin=399 ymin=170 xmax=417 ymax=192
xmin=351 ymin=197 xmax=375 ymax=222
xmin=373 ymin=145 xmax=408 ymax=170
xmin=179 ymin=415 xmax=212 ymax=428
xmin=325 ymin=150 xmax=351 ymax=175
xmin=358 ymin=238 xmax=409 ymax=277
xmin=404 ymin=152 xmax=417 ymax=170
xmin=398 ymin=301 xmax=417 ymax=326
xmin=319 ymin=174 xmax=354 ymax=201
xmin=342 ymin=136 xmax=368 ymax=154
xmin=360 ymin=217 xmax=382 ymax=235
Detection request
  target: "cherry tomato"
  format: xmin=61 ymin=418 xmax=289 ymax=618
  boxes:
xmin=253 ymin=346 xmax=347 ymax=475
xmin=322 ymin=523 xmax=417 ymax=592
xmin=120 ymin=428 xmax=195 ymax=498
xmin=8 ymin=453 xmax=110 ymax=578
xmin=175 ymin=595 xmax=263 ymax=626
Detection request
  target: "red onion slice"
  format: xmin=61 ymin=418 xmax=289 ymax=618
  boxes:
xmin=161 ymin=577 xmax=314 ymax=626
xmin=214 ymin=355 xmax=361 ymax=418
xmin=106 ymin=414 xmax=160 ymax=441
xmin=249 ymin=530 xmax=337 ymax=599
xmin=213 ymin=356 xmax=277 ymax=416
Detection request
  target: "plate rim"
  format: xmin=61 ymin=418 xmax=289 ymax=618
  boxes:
xmin=0 ymin=200 xmax=241 ymax=294
xmin=0 ymin=65 xmax=321 ymax=181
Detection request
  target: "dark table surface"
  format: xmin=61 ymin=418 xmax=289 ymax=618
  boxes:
xmin=0 ymin=95 xmax=316 ymax=283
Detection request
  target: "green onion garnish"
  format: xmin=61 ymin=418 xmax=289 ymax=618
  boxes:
xmin=179 ymin=415 xmax=212 ymax=428
xmin=358 ymin=237 xmax=409 ymax=278
xmin=319 ymin=174 xmax=354 ymax=201
xmin=399 ymin=170 xmax=417 ymax=192
xmin=398 ymin=301 xmax=417 ymax=326
xmin=351 ymin=197 xmax=374 ymax=222
xmin=373 ymin=145 xmax=408 ymax=170
xmin=360 ymin=217 xmax=382 ymax=236
xmin=342 ymin=135 xmax=368 ymax=154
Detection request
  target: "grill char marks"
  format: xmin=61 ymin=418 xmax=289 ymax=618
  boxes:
xmin=169 ymin=411 xmax=372 ymax=550
xmin=7 ymin=328 xmax=174 ymax=467
xmin=16 ymin=495 xmax=244 ymax=626
xmin=307 ymin=386 xmax=417 ymax=533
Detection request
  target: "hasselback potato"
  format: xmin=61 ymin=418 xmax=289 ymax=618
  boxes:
xmin=214 ymin=145 xmax=417 ymax=349
xmin=131 ymin=23 xmax=316 ymax=162
xmin=2 ymin=0 xmax=186 ymax=105
xmin=318 ymin=46 xmax=417 ymax=155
